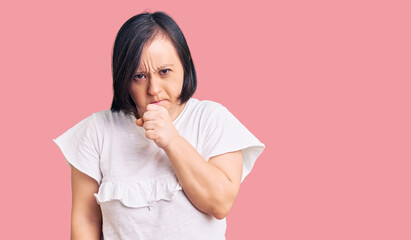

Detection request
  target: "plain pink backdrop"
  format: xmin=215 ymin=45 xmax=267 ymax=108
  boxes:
xmin=1 ymin=0 xmax=410 ymax=239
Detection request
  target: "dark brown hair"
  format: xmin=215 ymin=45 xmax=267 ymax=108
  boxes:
xmin=110 ymin=11 xmax=197 ymax=116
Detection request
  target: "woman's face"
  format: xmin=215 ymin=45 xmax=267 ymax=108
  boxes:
xmin=130 ymin=35 xmax=185 ymax=120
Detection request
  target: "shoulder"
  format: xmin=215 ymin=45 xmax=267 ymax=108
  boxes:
xmin=176 ymin=98 xmax=231 ymax=133
xmin=87 ymin=110 xmax=137 ymax=137
xmin=182 ymin=98 xmax=236 ymax=131
xmin=187 ymin=98 xmax=228 ymax=117
xmin=92 ymin=109 xmax=126 ymax=120
xmin=92 ymin=109 xmax=133 ymax=124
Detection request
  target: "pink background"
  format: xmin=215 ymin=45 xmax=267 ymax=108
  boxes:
xmin=1 ymin=0 xmax=410 ymax=239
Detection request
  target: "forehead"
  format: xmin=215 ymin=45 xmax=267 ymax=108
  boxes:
xmin=137 ymin=35 xmax=180 ymax=71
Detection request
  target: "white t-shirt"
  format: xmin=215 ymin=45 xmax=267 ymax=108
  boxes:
xmin=53 ymin=98 xmax=265 ymax=240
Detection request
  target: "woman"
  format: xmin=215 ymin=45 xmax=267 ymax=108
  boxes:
xmin=53 ymin=11 xmax=264 ymax=240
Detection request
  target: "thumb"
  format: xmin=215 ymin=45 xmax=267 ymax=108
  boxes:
xmin=136 ymin=118 xmax=144 ymax=127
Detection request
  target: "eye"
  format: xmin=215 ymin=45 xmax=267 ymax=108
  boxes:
xmin=160 ymin=69 xmax=170 ymax=75
xmin=133 ymin=74 xmax=146 ymax=81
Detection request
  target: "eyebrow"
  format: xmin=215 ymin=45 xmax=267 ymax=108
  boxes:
xmin=136 ymin=64 xmax=174 ymax=73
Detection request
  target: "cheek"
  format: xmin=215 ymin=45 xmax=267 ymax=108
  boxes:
xmin=170 ymin=78 xmax=184 ymax=95
xmin=176 ymin=71 xmax=185 ymax=89
xmin=129 ymin=86 xmax=145 ymax=104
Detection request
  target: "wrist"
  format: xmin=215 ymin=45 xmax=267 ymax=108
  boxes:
xmin=163 ymin=133 xmax=184 ymax=153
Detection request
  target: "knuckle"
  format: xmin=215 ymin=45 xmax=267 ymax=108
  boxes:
xmin=142 ymin=113 xmax=149 ymax=120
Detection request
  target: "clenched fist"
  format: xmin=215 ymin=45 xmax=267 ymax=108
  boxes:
xmin=136 ymin=104 xmax=179 ymax=149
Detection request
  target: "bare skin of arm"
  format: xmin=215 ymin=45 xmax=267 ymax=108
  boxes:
xmin=70 ymin=166 xmax=102 ymax=240
xmin=164 ymin=138 xmax=243 ymax=219
xmin=137 ymin=104 xmax=243 ymax=219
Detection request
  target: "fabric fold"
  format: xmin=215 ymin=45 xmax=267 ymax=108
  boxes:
xmin=94 ymin=174 xmax=183 ymax=208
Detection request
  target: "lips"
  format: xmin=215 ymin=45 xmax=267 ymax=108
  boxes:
xmin=151 ymin=100 xmax=165 ymax=104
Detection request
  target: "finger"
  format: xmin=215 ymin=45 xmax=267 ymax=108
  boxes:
xmin=145 ymin=129 xmax=157 ymax=141
xmin=142 ymin=110 xmax=161 ymax=122
xmin=146 ymin=103 xmax=163 ymax=111
xmin=142 ymin=121 xmax=157 ymax=130
xmin=136 ymin=118 xmax=144 ymax=127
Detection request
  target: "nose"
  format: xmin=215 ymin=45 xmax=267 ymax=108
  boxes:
xmin=147 ymin=76 xmax=161 ymax=96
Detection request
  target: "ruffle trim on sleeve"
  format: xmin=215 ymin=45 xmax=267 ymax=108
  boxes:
xmin=94 ymin=174 xmax=183 ymax=208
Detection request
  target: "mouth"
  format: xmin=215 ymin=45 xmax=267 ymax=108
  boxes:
xmin=151 ymin=100 xmax=166 ymax=105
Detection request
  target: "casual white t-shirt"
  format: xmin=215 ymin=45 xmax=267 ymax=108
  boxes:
xmin=53 ymin=98 xmax=265 ymax=240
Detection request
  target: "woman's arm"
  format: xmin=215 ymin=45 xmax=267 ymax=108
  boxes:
xmin=70 ymin=165 xmax=102 ymax=240
xmin=137 ymin=104 xmax=243 ymax=219
xmin=164 ymin=137 xmax=243 ymax=219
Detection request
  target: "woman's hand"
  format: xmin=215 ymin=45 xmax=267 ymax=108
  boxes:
xmin=136 ymin=103 xmax=179 ymax=148
xmin=136 ymin=103 xmax=243 ymax=219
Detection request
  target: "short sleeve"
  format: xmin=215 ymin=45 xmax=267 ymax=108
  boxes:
xmin=52 ymin=113 xmax=102 ymax=184
xmin=202 ymin=104 xmax=265 ymax=182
